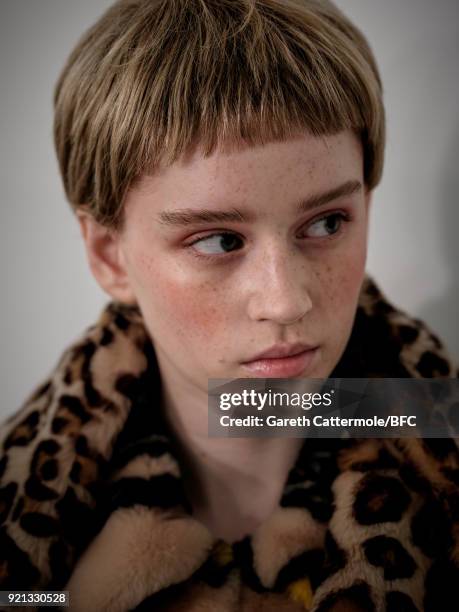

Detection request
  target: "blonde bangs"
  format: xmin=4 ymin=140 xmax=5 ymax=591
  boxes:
xmin=54 ymin=0 xmax=385 ymax=227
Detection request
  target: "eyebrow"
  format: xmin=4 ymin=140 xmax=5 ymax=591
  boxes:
xmin=157 ymin=179 xmax=362 ymax=227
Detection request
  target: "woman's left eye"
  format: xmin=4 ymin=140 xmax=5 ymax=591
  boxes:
xmin=302 ymin=213 xmax=348 ymax=238
xmin=190 ymin=232 xmax=244 ymax=255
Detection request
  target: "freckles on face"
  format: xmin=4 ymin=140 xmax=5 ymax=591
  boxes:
xmin=164 ymin=280 xmax=226 ymax=335
xmin=117 ymin=129 xmax=370 ymax=384
xmin=326 ymin=245 xmax=366 ymax=299
xmin=132 ymin=248 xmax=232 ymax=353
xmin=304 ymin=214 xmax=366 ymax=300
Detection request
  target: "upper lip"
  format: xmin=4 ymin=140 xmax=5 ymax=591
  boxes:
xmin=243 ymin=343 xmax=318 ymax=362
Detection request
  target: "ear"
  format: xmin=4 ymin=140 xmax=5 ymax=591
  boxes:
xmin=77 ymin=211 xmax=137 ymax=305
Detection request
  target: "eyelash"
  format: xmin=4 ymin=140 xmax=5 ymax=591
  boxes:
xmin=185 ymin=211 xmax=352 ymax=261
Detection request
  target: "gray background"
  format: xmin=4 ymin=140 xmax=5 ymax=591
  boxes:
xmin=1 ymin=0 xmax=458 ymax=420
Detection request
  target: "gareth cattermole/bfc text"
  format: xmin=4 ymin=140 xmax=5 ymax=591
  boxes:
xmin=219 ymin=415 xmax=417 ymax=428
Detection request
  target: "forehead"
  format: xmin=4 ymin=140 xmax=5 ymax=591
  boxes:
xmin=127 ymin=130 xmax=363 ymax=212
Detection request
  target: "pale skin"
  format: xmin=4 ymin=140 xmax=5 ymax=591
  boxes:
xmin=79 ymin=129 xmax=372 ymax=542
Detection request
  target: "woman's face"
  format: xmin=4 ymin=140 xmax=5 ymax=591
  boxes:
xmin=112 ymin=130 xmax=371 ymax=388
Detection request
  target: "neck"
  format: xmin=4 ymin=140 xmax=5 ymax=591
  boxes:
xmin=157 ymin=360 xmax=304 ymax=542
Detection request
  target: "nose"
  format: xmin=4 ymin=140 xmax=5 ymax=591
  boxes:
xmin=246 ymin=244 xmax=313 ymax=325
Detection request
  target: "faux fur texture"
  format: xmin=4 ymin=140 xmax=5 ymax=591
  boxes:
xmin=0 ymin=276 xmax=458 ymax=612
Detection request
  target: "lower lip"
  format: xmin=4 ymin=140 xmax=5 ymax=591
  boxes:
xmin=241 ymin=348 xmax=319 ymax=378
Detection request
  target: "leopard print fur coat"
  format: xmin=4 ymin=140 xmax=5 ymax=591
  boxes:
xmin=0 ymin=276 xmax=458 ymax=612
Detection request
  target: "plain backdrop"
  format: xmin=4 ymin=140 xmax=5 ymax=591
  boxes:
xmin=1 ymin=0 xmax=458 ymax=420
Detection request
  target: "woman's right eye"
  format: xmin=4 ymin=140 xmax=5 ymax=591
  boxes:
xmin=190 ymin=232 xmax=244 ymax=255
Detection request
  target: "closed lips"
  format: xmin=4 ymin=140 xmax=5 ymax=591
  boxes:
xmin=243 ymin=344 xmax=317 ymax=361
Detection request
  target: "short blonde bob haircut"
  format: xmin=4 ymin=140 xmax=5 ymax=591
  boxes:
xmin=54 ymin=0 xmax=385 ymax=229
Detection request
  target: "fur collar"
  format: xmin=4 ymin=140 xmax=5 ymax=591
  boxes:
xmin=0 ymin=275 xmax=458 ymax=611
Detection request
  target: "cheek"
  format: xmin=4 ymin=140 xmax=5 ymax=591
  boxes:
xmin=133 ymin=251 xmax=230 ymax=341
xmin=317 ymin=238 xmax=367 ymax=315
xmin=335 ymin=247 xmax=366 ymax=296
xmin=157 ymin=281 xmax=227 ymax=332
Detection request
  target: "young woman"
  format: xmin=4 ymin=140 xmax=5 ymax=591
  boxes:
xmin=1 ymin=1 xmax=458 ymax=610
